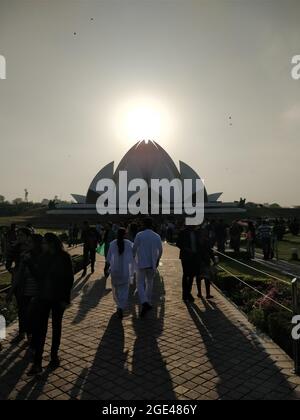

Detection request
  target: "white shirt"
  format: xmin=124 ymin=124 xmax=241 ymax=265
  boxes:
xmin=133 ymin=229 xmax=163 ymax=270
xmin=107 ymin=239 xmax=134 ymax=283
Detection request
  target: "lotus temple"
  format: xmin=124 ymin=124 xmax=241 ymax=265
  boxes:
xmin=48 ymin=140 xmax=244 ymax=217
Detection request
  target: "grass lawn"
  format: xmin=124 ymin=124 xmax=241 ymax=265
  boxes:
xmin=35 ymin=228 xmax=67 ymax=236
xmin=219 ymin=256 xmax=292 ymax=284
xmin=0 ymin=271 xmax=11 ymax=289
xmin=0 ymin=216 xmax=35 ymax=226
xmin=243 ymin=233 xmax=300 ymax=265
xmin=277 ymin=234 xmax=300 ymax=264
xmin=284 ymin=233 xmax=300 ymax=244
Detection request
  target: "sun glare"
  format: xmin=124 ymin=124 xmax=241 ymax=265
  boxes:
xmin=113 ymin=96 xmax=172 ymax=144
xmin=126 ymin=106 xmax=161 ymax=140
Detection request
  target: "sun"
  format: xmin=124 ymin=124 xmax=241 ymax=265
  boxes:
xmin=126 ymin=105 xmax=161 ymax=141
xmin=113 ymin=96 xmax=172 ymax=144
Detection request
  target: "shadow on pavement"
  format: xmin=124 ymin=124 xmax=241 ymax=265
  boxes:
xmin=74 ymin=273 xmax=176 ymax=400
xmin=186 ymin=298 xmax=296 ymax=400
xmin=72 ymin=276 xmax=111 ymax=325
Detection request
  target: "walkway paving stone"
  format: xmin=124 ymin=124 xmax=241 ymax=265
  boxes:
xmin=0 ymin=244 xmax=299 ymax=400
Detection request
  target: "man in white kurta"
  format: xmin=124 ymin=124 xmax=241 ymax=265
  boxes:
xmin=133 ymin=218 xmax=163 ymax=317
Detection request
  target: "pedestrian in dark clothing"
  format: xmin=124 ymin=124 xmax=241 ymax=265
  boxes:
xmin=28 ymin=233 xmax=74 ymax=376
xmin=215 ymin=219 xmax=227 ymax=253
xmin=176 ymin=226 xmax=199 ymax=302
xmin=72 ymin=223 xmax=79 ymax=246
xmin=5 ymin=223 xmax=17 ymax=271
xmin=230 ymin=221 xmax=242 ymax=253
xmin=68 ymin=223 xmax=73 ymax=247
xmin=208 ymin=220 xmax=216 ymax=248
xmin=6 ymin=228 xmax=33 ymax=343
xmin=7 ymin=233 xmax=43 ymax=345
xmin=81 ymin=221 xmax=101 ymax=276
xmin=195 ymin=228 xmax=216 ymax=299
xmin=0 ymin=226 xmax=8 ymax=264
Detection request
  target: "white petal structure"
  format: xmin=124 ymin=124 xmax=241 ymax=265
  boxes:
xmin=84 ymin=140 xmax=207 ymax=206
xmin=58 ymin=140 xmax=244 ymax=216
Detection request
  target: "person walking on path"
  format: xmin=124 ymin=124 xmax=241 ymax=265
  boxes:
xmin=72 ymin=223 xmax=79 ymax=246
xmin=176 ymin=225 xmax=199 ymax=302
xmin=103 ymin=222 xmax=116 ymax=277
xmin=6 ymin=228 xmax=33 ymax=343
xmin=107 ymin=228 xmax=134 ymax=319
xmin=28 ymin=233 xmax=74 ymax=376
xmin=215 ymin=219 xmax=227 ymax=253
xmin=195 ymin=227 xmax=216 ymax=300
xmin=4 ymin=223 xmax=17 ymax=271
xmin=133 ymin=218 xmax=162 ymax=318
xmin=7 ymin=233 xmax=43 ymax=346
xmin=230 ymin=221 xmax=242 ymax=253
xmin=81 ymin=221 xmax=101 ymax=276
xmin=68 ymin=223 xmax=74 ymax=248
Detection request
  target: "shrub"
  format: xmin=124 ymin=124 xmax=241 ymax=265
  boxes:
xmin=248 ymin=308 xmax=267 ymax=332
xmin=215 ymin=271 xmax=293 ymax=357
xmin=59 ymin=233 xmax=68 ymax=242
xmin=268 ymin=311 xmax=293 ymax=357
xmin=214 ymin=274 xmax=238 ymax=292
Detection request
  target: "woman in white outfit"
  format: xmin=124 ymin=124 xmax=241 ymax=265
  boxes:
xmin=107 ymin=228 xmax=134 ymax=319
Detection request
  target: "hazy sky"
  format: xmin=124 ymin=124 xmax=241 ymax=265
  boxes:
xmin=0 ymin=0 xmax=299 ymax=205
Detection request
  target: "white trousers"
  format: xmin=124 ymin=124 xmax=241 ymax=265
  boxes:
xmin=136 ymin=268 xmax=156 ymax=305
xmin=111 ymin=276 xmax=129 ymax=310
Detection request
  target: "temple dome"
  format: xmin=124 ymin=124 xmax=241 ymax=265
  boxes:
xmin=114 ymin=140 xmax=180 ymax=183
xmin=86 ymin=140 xmax=207 ymax=204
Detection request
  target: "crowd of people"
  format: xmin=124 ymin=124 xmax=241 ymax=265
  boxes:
xmin=0 ymin=215 xmax=298 ymax=377
xmin=193 ymin=217 xmax=295 ymax=261
xmin=0 ymin=218 xmax=164 ymax=376
xmin=2 ymin=226 xmax=74 ymax=376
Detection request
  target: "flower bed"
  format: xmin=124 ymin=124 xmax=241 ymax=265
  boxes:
xmin=214 ymin=271 xmax=294 ymax=357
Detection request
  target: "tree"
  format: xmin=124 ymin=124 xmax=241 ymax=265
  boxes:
xmin=245 ymin=202 xmax=259 ymax=208
xmin=48 ymin=200 xmax=56 ymax=210
xmin=238 ymin=198 xmax=246 ymax=208
xmin=12 ymin=198 xmax=23 ymax=205
xmin=0 ymin=195 xmax=5 ymax=203
xmin=41 ymin=199 xmax=50 ymax=206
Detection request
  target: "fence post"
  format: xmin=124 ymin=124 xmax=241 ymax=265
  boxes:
xmin=292 ymin=278 xmax=300 ymax=375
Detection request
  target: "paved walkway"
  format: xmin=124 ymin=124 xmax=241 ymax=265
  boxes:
xmin=1 ymin=244 xmax=300 ymax=400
